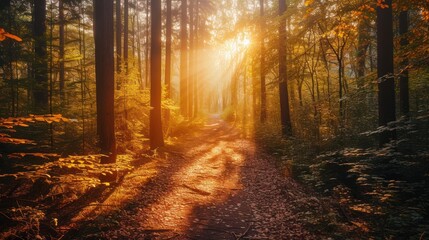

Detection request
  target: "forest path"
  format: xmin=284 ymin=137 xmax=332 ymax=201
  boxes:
xmin=72 ymin=116 xmax=323 ymax=239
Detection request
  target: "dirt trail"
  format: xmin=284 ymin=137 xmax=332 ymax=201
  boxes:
xmin=71 ymin=116 xmax=324 ymax=239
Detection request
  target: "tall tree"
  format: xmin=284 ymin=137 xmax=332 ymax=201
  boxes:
xmin=399 ymin=9 xmax=409 ymax=118
xmin=123 ymin=0 xmax=129 ymax=73
xmin=356 ymin=8 xmax=369 ymax=88
xmin=193 ymin=0 xmax=200 ymax=117
xmin=116 ymin=0 xmax=122 ymax=73
xmin=189 ymin=0 xmax=195 ymax=118
xmin=145 ymin=0 xmax=150 ymax=87
xmin=259 ymin=0 xmax=266 ymax=123
xmin=165 ymin=0 xmax=172 ymax=122
xmin=33 ymin=0 xmax=49 ymax=113
xmin=278 ymin=0 xmax=292 ymax=136
xmin=93 ymin=0 xmax=117 ymax=163
xmin=180 ymin=0 xmax=188 ymax=117
xmin=149 ymin=0 xmax=164 ymax=149
xmin=377 ymin=0 xmax=396 ymax=145
xmin=59 ymin=0 xmax=65 ymax=104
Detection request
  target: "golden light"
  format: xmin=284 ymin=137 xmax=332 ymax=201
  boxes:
xmin=241 ymin=37 xmax=251 ymax=47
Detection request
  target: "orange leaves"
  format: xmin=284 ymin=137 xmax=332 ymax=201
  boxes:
xmin=0 ymin=27 xmax=22 ymax=42
xmin=0 ymin=114 xmax=70 ymax=129
xmin=0 ymin=136 xmax=35 ymax=145
xmin=0 ymin=115 xmax=70 ymax=145
xmin=421 ymin=8 xmax=429 ymax=21
xmin=377 ymin=0 xmax=389 ymax=9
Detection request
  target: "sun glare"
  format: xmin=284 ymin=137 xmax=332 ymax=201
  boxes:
xmin=241 ymin=38 xmax=251 ymax=47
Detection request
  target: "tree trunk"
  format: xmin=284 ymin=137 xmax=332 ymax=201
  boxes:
xmin=33 ymin=0 xmax=49 ymax=113
xmin=278 ymin=0 xmax=292 ymax=136
xmin=377 ymin=0 xmax=396 ymax=145
xmin=137 ymin=11 xmax=143 ymax=88
xmin=116 ymin=0 xmax=122 ymax=74
xmin=399 ymin=10 xmax=409 ymax=118
xmin=93 ymin=0 xmax=117 ymax=163
xmin=124 ymin=0 xmax=129 ymax=73
xmin=150 ymin=0 xmax=164 ymax=149
xmin=189 ymin=0 xmax=195 ymax=118
xmin=79 ymin=6 xmax=87 ymax=153
xmin=193 ymin=0 xmax=199 ymax=117
xmin=356 ymin=18 xmax=369 ymax=88
xmin=145 ymin=0 xmax=150 ymax=87
xmin=260 ymin=0 xmax=266 ymax=123
xmin=165 ymin=0 xmax=172 ymax=123
xmin=180 ymin=0 xmax=188 ymax=118
xmin=59 ymin=0 xmax=65 ymax=104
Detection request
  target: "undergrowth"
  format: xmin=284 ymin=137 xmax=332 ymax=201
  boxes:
xmin=254 ymin=112 xmax=429 ymax=239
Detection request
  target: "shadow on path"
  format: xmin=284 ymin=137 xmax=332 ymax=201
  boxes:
xmin=67 ymin=116 xmax=317 ymax=239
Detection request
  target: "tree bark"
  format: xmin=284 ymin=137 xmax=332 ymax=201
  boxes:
xmin=180 ymin=0 xmax=188 ymax=118
xmin=33 ymin=0 xmax=49 ymax=113
xmin=377 ymin=0 xmax=396 ymax=145
xmin=124 ymin=0 xmax=129 ymax=73
xmin=59 ymin=0 xmax=65 ymax=104
xmin=260 ymin=0 xmax=266 ymax=123
xmin=94 ymin=0 xmax=117 ymax=163
xmin=278 ymin=0 xmax=292 ymax=136
xmin=165 ymin=0 xmax=172 ymax=122
xmin=150 ymin=0 xmax=164 ymax=149
xmin=116 ymin=0 xmax=122 ymax=74
xmin=399 ymin=10 xmax=409 ymax=118
xmin=189 ymin=0 xmax=195 ymax=118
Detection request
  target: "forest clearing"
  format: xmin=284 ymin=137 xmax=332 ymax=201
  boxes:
xmin=1 ymin=0 xmax=429 ymax=239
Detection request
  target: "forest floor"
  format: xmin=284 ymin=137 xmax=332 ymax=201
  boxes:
xmin=62 ymin=115 xmax=345 ymax=240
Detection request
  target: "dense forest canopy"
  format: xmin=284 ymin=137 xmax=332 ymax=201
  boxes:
xmin=0 ymin=0 xmax=429 ymax=239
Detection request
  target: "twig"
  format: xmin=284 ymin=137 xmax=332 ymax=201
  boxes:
xmin=231 ymin=224 xmax=252 ymax=240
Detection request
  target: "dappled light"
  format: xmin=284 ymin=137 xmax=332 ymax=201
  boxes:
xmin=1 ymin=0 xmax=429 ymax=239
xmin=139 ymin=133 xmax=246 ymax=232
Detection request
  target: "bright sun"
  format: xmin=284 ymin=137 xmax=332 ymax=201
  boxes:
xmin=241 ymin=38 xmax=251 ymax=47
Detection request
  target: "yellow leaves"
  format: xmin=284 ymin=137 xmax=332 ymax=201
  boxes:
xmin=349 ymin=204 xmax=374 ymax=214
xmin=304 ymin=0 xmax=314 ymax=7
xmin=0 ymin=27 xmax=22 ymax=42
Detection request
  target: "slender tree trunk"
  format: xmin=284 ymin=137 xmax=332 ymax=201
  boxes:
xmin=124 ymin=0 xmax=129 ymax=73
xmin=49 ymin=0 xmax=54 ymax=146
xmin=338 ymin=56 xmax=343 ymax=122
xmin=79 ymin=7 xmax=87 ymax=153
xmin=377 ymin=0 xmax=396 ymax=145
xmin=150 ymin=0 xmax=164 ymax=149
xmin=145 ymin=0 xmax=150 ymax=87
xmin=132 ymin=11 xmax=136 ymax=60
xmin=399 ymin=10 xmax=409 ymax=118
xmin=189 ymin=0 xmax=194 ymax=118
xmin=260 ymin=0 xmax=266 ymax=123
xmin=193 ymin=0 xmax=199 ymax=117
xmin=33 ymin=0 xmax=49 ymax=113
xmin=116 ymin=0 xmax=122 ymax=74
xmin=2 ymin=0 xmax=14 ymax=115
xmin=94 ymin=0 xmax=117 ymax=163
xmin=137 ymin=12 xmax=143 ymax=88
xmin=356 ymin=18 xmax=368 ymax=88
xmin=278 ymin=0 xmax=292 ymax=136
xmin=59 ymin=0 xmax=65 ymax=104
xmin=165 ymin=0 xmax=172 ymax=123
xmin=180 ymin=0 xmax=188 ymax=118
